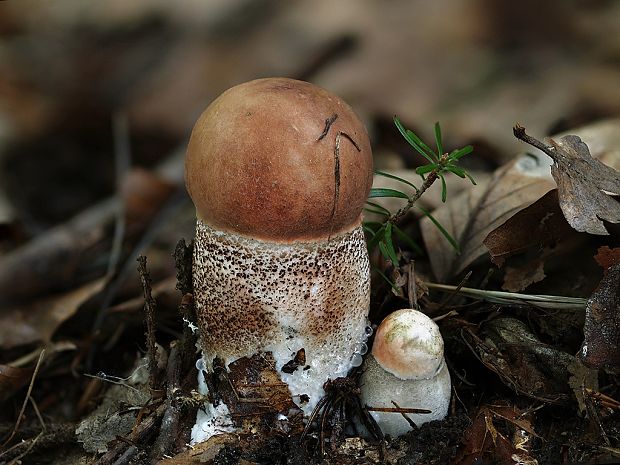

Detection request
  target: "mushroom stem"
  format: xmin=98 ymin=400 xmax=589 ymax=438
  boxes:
xmin=193 ymin=220 xmax=370 ymax=414
xmin=360 ymin=309 xmax=451 ymax=437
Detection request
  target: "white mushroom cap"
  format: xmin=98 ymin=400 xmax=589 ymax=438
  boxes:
xmin=371 ymin=309 xmax=444 ymax=380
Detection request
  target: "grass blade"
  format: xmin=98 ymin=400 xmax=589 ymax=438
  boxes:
xmin=372 ymin=265 xmax=400 ymax=292
xmin=368 ymin=188 xmax=409 ymax=199
xmin=434 ymin=122 xmax=443 ymax=156
xmin=364 ymin=207 xmax=390 ymax=217
xmin=365 ymin=201 xmax=392 ymax=216
xmin=383 ymin=222 xmax=399 ymax=267
xmin=366 ymin=224 xmax=386 ymax=251
xmin=450 ymin=145 xmax=473 ymax=160
xmin=374 ymin=170 xmax=419 ymax=191
xmin=418 ymin=206 xmax=459 ymax=253
xmin=392 ymin=223 xmax=423 ymax=255
xmin=439 ymin=173 xmax=447 ymax=202
xmin=415 ymin=164 xmax=436 ymax=176
xmin=394 ymin=117 xmax=437 ymax=163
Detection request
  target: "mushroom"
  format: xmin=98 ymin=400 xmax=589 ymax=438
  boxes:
xmin=185 ymin=78 xmax=373 ymax=440
xmin=360 ymin=309 xmax=451 ymax=437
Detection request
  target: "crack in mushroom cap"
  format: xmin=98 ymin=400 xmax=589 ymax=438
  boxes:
xmin=372 ymin=309 xmax=445 ymax=380
xmin=185 ymin=77 xmax=373 ymax=242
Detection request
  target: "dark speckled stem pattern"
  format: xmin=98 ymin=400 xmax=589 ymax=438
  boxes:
xmin=193 ymin=219 xmax=370 ymax=412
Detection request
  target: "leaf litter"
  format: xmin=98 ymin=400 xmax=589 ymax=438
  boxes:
xmin=513 ymin=124 xmax=620 ymax=235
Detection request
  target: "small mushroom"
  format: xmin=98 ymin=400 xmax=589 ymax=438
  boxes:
xmin=185 ymin=78 xmax=373 ymax=440
xmin=360 ymin=309 xmax=451 ymax=437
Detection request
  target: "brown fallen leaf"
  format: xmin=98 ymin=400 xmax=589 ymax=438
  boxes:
xmin=423 ymin=120 xmax=620 ymax=282
xmin=0 ymin=364 xmax=33 ymax=403
xmin=483 ymin=189 xmax=573 ymax=267
xmin=514 ymin=125 xmax=620 ymax=235
xmin=0 ymin=278 xmax=106 ymax=350
xmin=594 ymin=246 xmax=620 ymax=269
xmin=0 ymin=159 xmax=183 ymax=307
xmin=580 ymin=260 xmax=620 ymax=370
xmin=454 ymin=404 xmax=537 ymax=465
xmin=421 ymin=150 xmax=555 ymax=281
xmin=483 ymin=189 xmax=577 ymax=291
xmin=502 ymin=256 xmax=546 ymax=292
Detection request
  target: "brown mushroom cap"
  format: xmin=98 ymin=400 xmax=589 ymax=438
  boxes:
xmin=185 ymin=77 xmax=373 ymax=241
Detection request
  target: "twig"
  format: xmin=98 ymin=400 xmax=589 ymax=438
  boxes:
xmin=387 ymin=153 xmax=449 ymax=226
xmin=150 ymin=344 xmax=182 ymax=462
xmin=366 ymin=406 xmax=431 ymax=414
xmin=178 ymin=293 xmax=198 ymax=374
xmin=1 ymin=349 xmax=45 ymax=448
xmin=513 ymin=124 xmax=557 ymax=159
xmin=0 ymin=424 xmax=75 ymax=463
xmin=137 ymin=256 xmax=159 ymax=390
xmin=173 ymin=239 xmax=193 ymax=296
xmin=406 ymin=262 xmax=418 ymax=310
xmin=391 ymin=400 xmax=418 ymax=429
xmin=107 ymin=112 xmax=131 ymax=278
xmin=437 ymin=271 xmax=472 ymax=311
xmin=112 ymin=446 xmax=139 ymax=465
xmin=0 ymin=396 xmax=47 ymax=464
xmin=6 ymin=431 xmax=43 ymax=465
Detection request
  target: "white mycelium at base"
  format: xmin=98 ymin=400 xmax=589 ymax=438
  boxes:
xmin=191 ymin=362 xmax=236 ymax=444
xmin=192 ymin=219 xmax=370 ymax=424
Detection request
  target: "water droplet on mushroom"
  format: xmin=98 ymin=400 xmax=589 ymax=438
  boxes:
xmin=350 ymin=353 xmax=363 ymax=367
xmin=195 ymin=358 xmax=207 ymax=372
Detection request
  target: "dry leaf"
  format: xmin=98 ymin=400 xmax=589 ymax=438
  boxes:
xmin=594 ymin=246 xmax=620 ymax=269
xmin=421 ymin=151 xmax=555 ymax=281
xmin=503 ymin=257 xmax=546 ymax=292
xmin=580 ymin=261 xmax=620 ymax=369
xmin=483 ymin=189 xmax=576 ymax=291
xmin=423 ymin=120 xmax=620 ymax=282
xmin=0 ymin=364 xmax=33 ymax=403
xmin=0 ymin=278 xmax=106 ymax=350
xmin=455 ymin=405 xmax=538 ymax=465
xmin=567 ymin=359 xmax=599 ymax=414
xmin=514 ymin=126 xmax=620 ymax=235
xmin=483 ymin=190 xmax=573 ymax=267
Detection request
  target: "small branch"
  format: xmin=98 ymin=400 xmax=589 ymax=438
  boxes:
xmin=150 ymin=344 xmax=182 ymax=463
xmin=387 ymin=154 xmax=450 ymax=225
xmin=137 ymin=256 xmax=158 ymax=391
xmin=513 ymin=124 xmax=557 ymax=160
xmin=1 ymin=349 xmax=45 ymax=448
xmin=366 ymin=406 xmax=431 ymax=414
xmin=178 ymin=293 xmax=198 ymax=374
xmin=391 ymin=400 xmax=418 ymax=429
xmin=173 ymin=239 xmax=193 ymax=295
